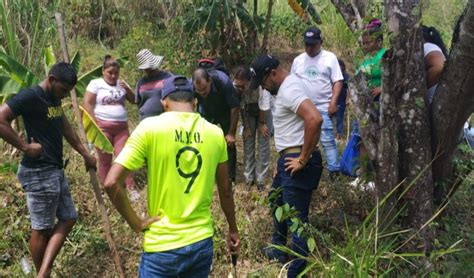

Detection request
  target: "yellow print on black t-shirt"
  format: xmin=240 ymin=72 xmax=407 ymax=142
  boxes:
xmin=47 ymin=106 xmax=63 ymax=119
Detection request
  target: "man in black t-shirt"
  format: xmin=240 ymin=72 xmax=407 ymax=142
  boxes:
xmin=192 ymin=67 xmax=240 ymax=184
xmin=0 ymin=62 xmax=96 ymax=277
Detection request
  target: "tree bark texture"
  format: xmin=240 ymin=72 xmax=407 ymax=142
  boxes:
xmin=351 ymin=0 xmax=434 ymax=250
xmin=384 ymin=0 xmax=434 ymax=252
xmin=431 ymin=1 xmax=474 ymax=204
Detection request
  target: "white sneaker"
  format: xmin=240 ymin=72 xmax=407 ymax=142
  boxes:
xmin=364 ymin=181 xmax=375 ymax=191
xmin=129 ymin=189 xmax=140 ymax=202
xmin=350 ymin=178 xmax=360 ymax=188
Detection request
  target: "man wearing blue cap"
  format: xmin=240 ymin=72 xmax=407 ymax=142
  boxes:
xmin=250 ymin=55 xmax=323 ymax=278
xmin=104 ymin=75 xmax=240 ymax=276
xmin=291 ymin=26 xmax=343 ymax=177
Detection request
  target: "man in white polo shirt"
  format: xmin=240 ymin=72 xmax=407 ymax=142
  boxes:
xmin=250 ymin=55 xmax=323 ymax=278
xmin=291 ymin=26 xmax=343 ymax=176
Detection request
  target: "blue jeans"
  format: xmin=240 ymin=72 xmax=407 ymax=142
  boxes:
xmin=320 ymin=111 xmax=340 ymax=172
xmin=17 ymin=165 xmax=77 ymax=230
xmin=336 ymin=104 xmax=346 ymax=136
xmin=270 ymin=151 xmax=323 ymax=278
xmin=139 ymin=237 xmax=213 ymax=278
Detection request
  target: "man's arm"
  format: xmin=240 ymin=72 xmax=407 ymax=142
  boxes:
xmin=328 ymin=80 xmax=342 ymax=116
xmin=258 ymin=109 xmax=270 ymax=138
xmin=83 ymin=92 xmax=97 ymax=121
xmin=62 ymin=116 xmax=96 ymax=169
xmin=425 ymin=51 xmax=445 ymax=88
xmin=215 ymin=162 xmax=240 ymax=254
xmin=228 ymin=107 xmax=240 ymax=137
xmin=0 ymin=104 xmax=42 ymax=158
xmin=104 ymin=163 xmax=159 ymax=232
xmin=284 ymin=99 xmax=322 ymax=175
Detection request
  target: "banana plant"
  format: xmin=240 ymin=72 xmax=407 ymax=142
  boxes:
xmin=288 ymin=0 xmax=322 ymax=24
xmin=79 ymin=106 xmax=114 ymax=154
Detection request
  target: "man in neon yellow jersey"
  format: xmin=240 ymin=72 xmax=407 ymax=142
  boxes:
xmin=104 ymin=75 xmax=240 ymax=277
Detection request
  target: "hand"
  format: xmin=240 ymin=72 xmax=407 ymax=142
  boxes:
xmin=272 ymin=164 xmax=278 ymax=178
xmin=328 ymin=103 xmax=338 ymax=117
xmin=242 ymin=127 xmax=252 ymax=140
xmin=225 ymin=134 xmax=236 ymax=147
xmin=371 ymin=87 xmax=382 ymax=97
xmin=227 ymin=231 xmax=240 ymax=255
xmin=134 ymin=215 xmax=161 ymax=233
xmin=83 ymin=154 xmax=97 ymax=171
xmin=24 ymin=138 xmax=42 ymax=158
xmin=118 ymin=79 xmax=132 ymax=92
xmin=284 ymin=156 xmax=305 ymax=176
xmin=258 ymin=123 xmax=270 ymax=138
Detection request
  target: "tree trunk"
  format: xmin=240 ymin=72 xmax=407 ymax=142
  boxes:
xmin=261 ymin=0 xmax=274 ymax=54
xmin=252 ymin=0 xmax=259 ymax=53
xmin=384 ymin=0 xmax=434 ymax=252
xmin=431 ymin=1 xmax=474 ymax=205
xmin=351 ymin=0 xmax=434 ymax=251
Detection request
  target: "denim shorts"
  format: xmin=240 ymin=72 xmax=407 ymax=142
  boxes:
xmin=139 ymin=237 xmax=213 ymax=278
xmin=17 ymin=165 xmax=78 ymax=230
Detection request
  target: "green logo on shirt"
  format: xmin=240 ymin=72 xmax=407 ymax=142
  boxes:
xmin=304 ymin=66 xmax=319 ymax=79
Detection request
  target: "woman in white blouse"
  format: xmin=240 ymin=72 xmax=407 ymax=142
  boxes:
xmin=83 ymin=55 xmax=139 ymax=201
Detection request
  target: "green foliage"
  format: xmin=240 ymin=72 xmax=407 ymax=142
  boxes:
xmin=0 ymin=51 xmax=39 ymax=104
xmin=80 ymin=105 xmax=114 ymax=154
xmin=269 ymin=168 xmax=469 ymax=276
xmin=181 ymin=0 xmax=260 ymax=66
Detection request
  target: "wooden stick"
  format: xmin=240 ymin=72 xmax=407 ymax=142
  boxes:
xmin=54 ymin=12 xmax=125 ymax=278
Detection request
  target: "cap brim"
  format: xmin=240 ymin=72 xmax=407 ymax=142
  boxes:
xmin=304 ymin=38 xmax=321 ymax=44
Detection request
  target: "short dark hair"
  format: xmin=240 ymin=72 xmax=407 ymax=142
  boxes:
xmin=192 ymin=67 xmax=211 ymax=82
xmin=167 ymin=90 xmax=194 ymax=102
xmin=103 ymin=55 xmax=120 ymax=70
xmin=233 ymin=65 xmax=251 ymax=81
xmin=48 ymin=62 xmax=77 ymax=86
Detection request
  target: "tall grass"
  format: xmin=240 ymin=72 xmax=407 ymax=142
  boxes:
xmin=269 ymin=164 xmax=465 ymax=276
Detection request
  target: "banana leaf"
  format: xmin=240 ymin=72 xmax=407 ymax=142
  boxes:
xmin=43 ymin=46 xmax=56 ymax=75
xmin=0 ymin=51 xmax=38 ymax=89
xmin=70 ymin=51 xmax=81 ymax=74
xmin=288 ymin=0 xmax=322 ymax=24
xmin=79 ymin=105 xmax=114 ymax=154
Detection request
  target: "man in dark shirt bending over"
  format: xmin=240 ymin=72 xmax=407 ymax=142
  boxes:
xmin=192 ymin=68 xmax=240 ymax=185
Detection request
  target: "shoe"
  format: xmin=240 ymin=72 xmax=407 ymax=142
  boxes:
xmin=256 ymin=182 xmax=265 ymax=191
xmin=128 ymin=189 xmax=140 ymax=202
xmin=363 ymin=181 xmax=375 ymax=191
xmin=349 ymin=177 xmax=360 ymax=188
xmin=262 ymin=246 xmax=287 ymax=264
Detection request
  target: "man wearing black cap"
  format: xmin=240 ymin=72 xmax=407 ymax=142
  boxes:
xmin=104 ymin=75 xmax=240 ymax=277
xmin=250 ymin=55 xmax=323 ymax=277
xmin=291 ymin=26 xmax=343 ymax=176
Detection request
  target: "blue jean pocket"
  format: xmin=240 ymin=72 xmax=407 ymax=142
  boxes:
xmin=278 ymin=152 xmax=323 ymax=191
